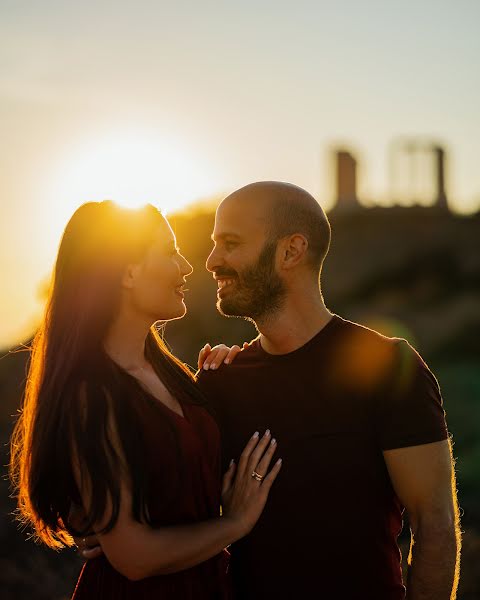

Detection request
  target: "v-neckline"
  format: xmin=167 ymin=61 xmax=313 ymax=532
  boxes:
xmin=140 ymin=383 xmax=188 ymax=422
xmin=109 ymin=356 xmax=189 ymax=421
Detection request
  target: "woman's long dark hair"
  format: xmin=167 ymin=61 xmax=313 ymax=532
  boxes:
xmin=9 ymin=200 xmax=206 ymax=549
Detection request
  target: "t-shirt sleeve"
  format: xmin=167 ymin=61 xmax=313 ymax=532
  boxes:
xmin=374 ymin=339 xmax=448 ymax=450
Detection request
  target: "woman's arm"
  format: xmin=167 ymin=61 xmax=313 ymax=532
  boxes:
xmin=75 ymin=429 xmax=281 ymax=581
xmin=92 ymin=480 xmax=235 ymax=580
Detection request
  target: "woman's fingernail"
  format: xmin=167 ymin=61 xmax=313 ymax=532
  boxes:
xmin=203 ymin=363 xmax=210 ymax=370
xmin=253 ymin=431 xmax=259 ymax=438
xmin=271 ymin=438 xmax=276 ymax=446
xmin=224 ymin=358 xmax=230 ymax=364
xmin=265 ymin=429 xmax=271 ymax=437
xmin=229 ymin=459 xmax=234 ymax=467
xmin=277 ymin=458 xmax=282 ymax=465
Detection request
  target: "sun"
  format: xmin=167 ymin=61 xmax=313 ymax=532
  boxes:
xmin=36 ymin=130 xmax=223 ymax=286
xmin=47 ymin=132 xmax=216 ymax=221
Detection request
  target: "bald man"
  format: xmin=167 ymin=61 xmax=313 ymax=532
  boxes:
xmin=197 ymin=182 xmax=460 ymax=600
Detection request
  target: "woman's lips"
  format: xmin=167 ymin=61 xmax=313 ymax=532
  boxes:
xmin=174 ymin=283 xmax=186 ymax=298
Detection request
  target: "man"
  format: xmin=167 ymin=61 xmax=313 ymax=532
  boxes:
xmin=197 ymin=181 xmax=460 ymax=599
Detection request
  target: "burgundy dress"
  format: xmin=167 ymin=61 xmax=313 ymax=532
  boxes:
xmin=71 ymin=389 xmax=231 ymax=600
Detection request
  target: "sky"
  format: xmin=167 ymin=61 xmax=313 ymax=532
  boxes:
xmin=1 ymin=0 xmax=479 ymax=348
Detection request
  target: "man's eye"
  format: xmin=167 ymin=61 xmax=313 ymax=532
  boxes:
xmin=225 ymin=241 xmax=238 ymax=251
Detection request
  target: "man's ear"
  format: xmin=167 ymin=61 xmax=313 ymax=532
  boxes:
xmin=279 ymin=234 xmax=308 ymax=269
xmin=121 ymin=263 xmax=141 ymax=289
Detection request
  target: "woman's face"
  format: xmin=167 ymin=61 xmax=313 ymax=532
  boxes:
xmin=125 ymin=215 xmax=193 ymax=322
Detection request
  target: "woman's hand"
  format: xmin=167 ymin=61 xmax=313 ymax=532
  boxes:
xmin=69 ymin=503 xmax=103 ymax=559
xmin=198 ymin=343 xmax=246 ymax=371
xmin=72 ymin=431 xmax=281 ymax=572
xmin=221 ymin=430 xmax=282 ymax=537
xmin=74 ymin=532 xmax=103 ymax=560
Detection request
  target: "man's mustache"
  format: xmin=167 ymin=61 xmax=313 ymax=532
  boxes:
xmin=214 ymin=269 xmax=238 ymax=278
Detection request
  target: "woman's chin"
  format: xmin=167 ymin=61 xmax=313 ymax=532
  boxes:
xmin=156 ymin=303 xmax=187 ymax=322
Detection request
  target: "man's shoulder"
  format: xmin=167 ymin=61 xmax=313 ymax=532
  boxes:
xmin=196 ymin=338 xmax=263 ymax=392
xmin=332 ymin=315 xmax=412 ymax=357
xmin=335 ymin=314 xmax=403 ymax=344
xmin=330 ymin=315 xmax=422 ymax=391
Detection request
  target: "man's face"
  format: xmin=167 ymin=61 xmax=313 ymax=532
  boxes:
xmin=206 ymin=198 xmax=286 ymax=320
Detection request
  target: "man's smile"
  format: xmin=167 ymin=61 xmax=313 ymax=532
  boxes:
xmin=217 ymin=278 xmax=235 ymax=290
xmin=215 ymin=277 xmax=237 ymax=296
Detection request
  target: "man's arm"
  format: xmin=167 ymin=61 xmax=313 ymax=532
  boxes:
xmin=383 ymin=439 xmax=461 ymax=600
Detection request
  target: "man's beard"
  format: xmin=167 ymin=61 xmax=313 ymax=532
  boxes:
xmin=216 ymin=240 xmax=286 ymax=321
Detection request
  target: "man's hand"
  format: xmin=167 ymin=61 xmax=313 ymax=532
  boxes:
xmin=383 ymin=439 xmax=461 ymax=600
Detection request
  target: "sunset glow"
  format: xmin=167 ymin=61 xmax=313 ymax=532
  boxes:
xmin=48 ymin=133 xmax=215 ymax=217
xmin=1 ymin=1 xmax=479 ymax=349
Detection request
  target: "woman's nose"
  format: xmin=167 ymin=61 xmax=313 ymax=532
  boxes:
xmin=180 ymin=254 xmax=193 ymax=277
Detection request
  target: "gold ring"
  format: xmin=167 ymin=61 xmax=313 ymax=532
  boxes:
xmin=251 ymin=470 xmax=264 ymax=481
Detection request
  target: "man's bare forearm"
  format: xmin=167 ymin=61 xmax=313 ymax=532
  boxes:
xmin=406 ymin=525 xmax=461 ymax=600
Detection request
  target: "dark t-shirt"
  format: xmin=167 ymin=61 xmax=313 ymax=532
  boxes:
xmin=197 ymin=314 xmax=448 ymax=600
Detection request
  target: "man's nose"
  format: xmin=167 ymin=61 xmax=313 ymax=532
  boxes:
xmin=206 ymin=245 xmax=221 ymax=273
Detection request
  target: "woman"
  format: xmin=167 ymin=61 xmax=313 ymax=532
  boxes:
xmin=9 ymin=200 xmax=282 ymax=599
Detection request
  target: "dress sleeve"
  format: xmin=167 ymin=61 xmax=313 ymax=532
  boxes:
xmin=374 ymin=339 xmax=449 ymax=450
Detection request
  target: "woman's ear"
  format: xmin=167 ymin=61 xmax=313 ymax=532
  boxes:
xmin=280 ymin=234 xmax=308 ymax=269
xmin=121 ymin=263 xmax=141 ymax=289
